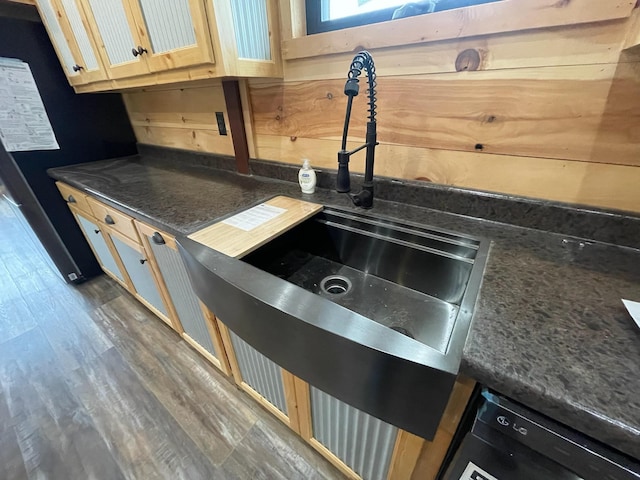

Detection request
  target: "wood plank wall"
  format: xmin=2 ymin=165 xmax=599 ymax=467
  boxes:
xmin=121 ymin=16 xmax=640 ymax=213
xmin=122 ymin=81 xmax=234 ymax=156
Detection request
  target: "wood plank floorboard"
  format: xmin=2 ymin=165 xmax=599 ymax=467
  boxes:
xmin=0 ymin=328 xmax=124 ymax=480
xmin=0 ymin=196 xmax=344 ymax=479
xmin=220 ymin=416 xmax=343 ymax=480
xmin=0 ymin=297 xmax=37 ymax=345
xmin=24 ymin=289 xmax=114 ymax=372
xmin=67 ymin=347 xmax=220 ymax=479
xmin=90 ymin=295 xmax=258 ymax=465
xmin=0 ymin=388 xmax=28 ymax=480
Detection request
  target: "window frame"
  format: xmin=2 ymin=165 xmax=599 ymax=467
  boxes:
xmin=304 ymin=0 xmax=506 ymax=36
xmin=287 ymin=0 xmax=635 ymax=62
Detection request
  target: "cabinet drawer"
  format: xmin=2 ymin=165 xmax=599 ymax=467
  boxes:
xmin=56 ymin=182 xmax=92 ymax=215
xmin=87 ymin=197 xmax=139 ymax=243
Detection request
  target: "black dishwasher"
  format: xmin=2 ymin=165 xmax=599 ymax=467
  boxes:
xmin=442 ymin=391 xmax=640 ymax=480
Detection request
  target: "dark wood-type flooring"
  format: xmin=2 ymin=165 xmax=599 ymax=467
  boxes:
xmin=0 ymin=197 xmax=343 ymax=479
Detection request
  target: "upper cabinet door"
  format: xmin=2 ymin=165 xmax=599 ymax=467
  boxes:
xmin=35 ymin=0 xmax=84 ymax=85
xmin=57 ymin=0 xmax=108 ymax=83
xmin=127 ymin=0 xmax=214 ymax=72
xmin=80 ymin=0 xmax=150 ymax=79
xmin=206 ymin=0 xmax=282 ymax=77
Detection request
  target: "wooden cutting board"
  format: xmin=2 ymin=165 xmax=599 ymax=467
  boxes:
xmin=188 ymin=196 xmax=323 ymax=258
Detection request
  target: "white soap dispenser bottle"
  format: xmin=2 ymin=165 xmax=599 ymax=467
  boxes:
xmin=298 ymin=159 xmax=316 ymax=194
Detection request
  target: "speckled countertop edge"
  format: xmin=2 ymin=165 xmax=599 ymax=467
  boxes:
xmin=48 ymin=156 xmax=640 ymax=461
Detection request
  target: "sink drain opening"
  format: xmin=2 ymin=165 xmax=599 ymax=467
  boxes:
xmin=320 ymin=275 xmax=352 ymax=295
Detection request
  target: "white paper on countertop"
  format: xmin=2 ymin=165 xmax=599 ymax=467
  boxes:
xmin=622 ymin=299 xmax=640 ymax=329
xmin=0 ymin=57 xmax=59 ymax=152
xmin=222 ymin=203 xmax=286 ymax=231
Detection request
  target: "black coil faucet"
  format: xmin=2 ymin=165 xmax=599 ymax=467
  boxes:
xmin=336 ymin=51 xmax=379 ymax=209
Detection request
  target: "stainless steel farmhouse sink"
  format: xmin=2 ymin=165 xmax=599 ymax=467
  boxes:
xmin=243 ymin=208 xmax=483 ymax=354
xmin=178 ymin=205 xmax=489 ymax=440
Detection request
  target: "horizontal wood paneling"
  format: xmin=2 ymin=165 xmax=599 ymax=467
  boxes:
xmin=123 ymin=83 xmax=234 ymax=156
xmin=253 ymin=134 xmax=640 ymax=212
xmin=249 ymin=64 xmax=640 ymax=166
xmin=131 ymin=125 xmax=234 ymax=155
xmin=118 ymin=15 xmax=640 ymax=214
xmin=124 ymin=84 xmax=227 ymax=128
xmin=282 ymin=19 xmax=632 ymax=81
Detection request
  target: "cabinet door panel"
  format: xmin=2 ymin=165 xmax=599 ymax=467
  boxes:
xmin=36 ymin=0 xmax=80 ymax=82
xmin=310 ymin=386 xmax=397 ymax=480
xmin=229 ymin=0 xmax=271 ymax=60
xmin=83 ymin=0 xmax=149 ymax=78
xmin=131 ymin=0 xmax=214 ymax=71
xmin=229 ymin=330 xmax=288 ymax=415
xmin=139 ymin=0 xmax=196 ymax=53
xmin=206 ymin=0 xmax=281 ymax=77
xmin=111 ymin=235 xmax=168 ymax=317
xmin=59 ymin=0 xmax=106 ymax=82
xmin=148 ymin=238 xmax=216 ymax=355
xmin=75 ymin=214 xmax=124 ymax=282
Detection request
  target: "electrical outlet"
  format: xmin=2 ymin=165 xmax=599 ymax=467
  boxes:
xmin=216 ymin=112 xmax=227 ymax=136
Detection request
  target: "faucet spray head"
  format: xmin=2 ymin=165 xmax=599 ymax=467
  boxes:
xmin=336 ymin=151 xmax=351 ymax=193
xmin=344 ymin=78 xmax=360 ymax=97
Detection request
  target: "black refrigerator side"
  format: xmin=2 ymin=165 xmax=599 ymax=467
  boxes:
xmin=0 ymin=5 xmax=137 ymax=282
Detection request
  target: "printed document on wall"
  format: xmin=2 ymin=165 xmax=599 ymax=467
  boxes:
xmin=0 ymin=57 xmax=59 ymax=152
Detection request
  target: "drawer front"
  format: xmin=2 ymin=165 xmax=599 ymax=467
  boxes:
xmin=56 ymin=182 xmax=92 ymax=215
xmin=87 ymin=197 xmax=139 ymax=243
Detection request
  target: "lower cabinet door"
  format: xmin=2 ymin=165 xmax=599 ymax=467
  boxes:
xmin=228 ymin=329 xmax=290 ymax=416
xmin=109 ymin=231 xmax=169 ymax=321
xmin=74 ymin=211 xmax=125 ymax=285
xmin=146 ymin=231 xmax=217 ymax=356
xmin=309 ymin=386 xmax=398 ymax=480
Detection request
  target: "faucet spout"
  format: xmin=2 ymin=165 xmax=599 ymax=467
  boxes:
xmin=336 ymin=51 xmax=378 ymax=209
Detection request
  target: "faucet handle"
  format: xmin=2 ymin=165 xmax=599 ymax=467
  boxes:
xmin=352 ymin=189 xmax=373 ymax=209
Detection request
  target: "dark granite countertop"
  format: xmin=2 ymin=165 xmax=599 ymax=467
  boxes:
xmin=49 ymin=155 xmax=640 ymax=461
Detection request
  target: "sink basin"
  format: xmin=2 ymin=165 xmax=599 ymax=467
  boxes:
xmin=243 ymin=208 xmax=482 ymax=354
xmin=178 ymin=204 xmax=489 ymax=440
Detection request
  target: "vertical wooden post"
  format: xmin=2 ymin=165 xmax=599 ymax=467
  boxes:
xmin=199 ymin=304 xmax=233 ymax=376
xmin=387 ymin=430 xmax=425 ymax=480
xmin=292 ymin=377 xmax=313 ymax=441
xmin=222 ymin=79 xmax=250 ymax=174
xmin=406 ymin=376 xmax=476 ymax=480
xmin=215 ymin=318 xmax=244 ymax=385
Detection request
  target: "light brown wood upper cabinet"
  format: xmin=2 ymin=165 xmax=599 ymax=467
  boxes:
xmin=79 ymin=0 xmax=214 ymax=79
xmin=35 ymin=0 xmax=108 ymax=85
xmin=208 ymin=0 xmax=282 ymax=77
xmin=129 ymin=0 xmax=215 ymax=71
xmin=79 ymin=0 xmax=150 ymax=79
